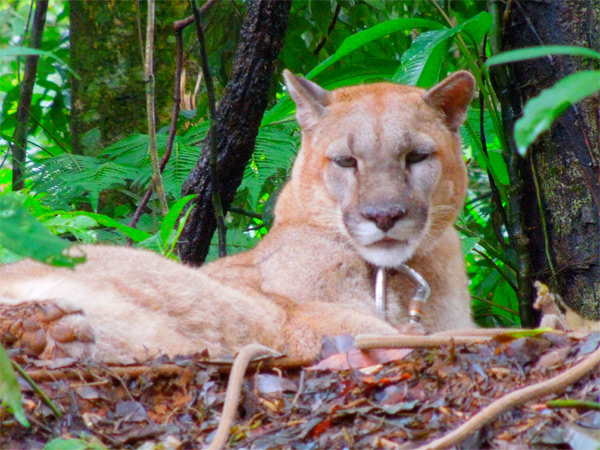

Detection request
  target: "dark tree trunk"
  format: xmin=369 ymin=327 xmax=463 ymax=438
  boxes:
xmin=11 ymin=0 xmax=48 ymax=191
xmin=499 ymin=0 xmax=600 ymax=320
xmin=178 ymin=0 xmax=291 ymax=266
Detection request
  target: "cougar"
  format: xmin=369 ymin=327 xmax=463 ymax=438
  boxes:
xmin=0 ymin=70 xmax=476 ymax=363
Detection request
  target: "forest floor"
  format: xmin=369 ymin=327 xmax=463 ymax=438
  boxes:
xmin=1 ymin=331 xmax=599 ymax=450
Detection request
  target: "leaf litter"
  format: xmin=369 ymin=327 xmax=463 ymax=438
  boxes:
xmin=1 ymin=332 xmax=598 ymax=449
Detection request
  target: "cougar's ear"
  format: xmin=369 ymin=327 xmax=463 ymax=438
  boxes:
xmin=283 ymin=69 xmax=331 ymax=129
xmin=423 ymin=71 xmax=475 ymax=132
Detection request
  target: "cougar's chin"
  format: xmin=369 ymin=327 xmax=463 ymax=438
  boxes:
xmin=356 ymin=240 xmax=419 ymax=268
xmin=345 ymin=220 xmax=428 ymax=268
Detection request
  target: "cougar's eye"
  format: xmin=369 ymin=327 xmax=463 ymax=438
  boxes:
xmin=406 ymin=151 xmax=431 ymax=165
xmin=333 ymin=156 xmax=357 ymax=168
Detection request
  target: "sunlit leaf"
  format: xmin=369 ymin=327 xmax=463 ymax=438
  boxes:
xmin=393 ymin=12 xmax=491 ymax=87
xmin=514 ymin=70 xmax=600 ymax=155
xmin=0 ymin=194 xmax=84 ymax=267
xmin=486 ymin=45 xmax=600 ymax=67
xmin=306 ymin=18 xmax=444 ymax=79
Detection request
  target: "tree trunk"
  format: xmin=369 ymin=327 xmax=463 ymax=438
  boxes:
xmin=69 ymin=0 xmax=184 ymax=155
xmin=499 ymin=0 xmax=600 ymax=320
xmin=178 ymin=0 xmax=291 ymax=266
xmin=11 ymin=0 xmax=48 ymax=191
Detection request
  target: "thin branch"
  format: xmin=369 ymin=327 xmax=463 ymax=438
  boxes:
xmin=229 ymin=206 xmax=263 ymax=221
xmin=17 ymin=0 xmax=35 ymax=84
xmin=190 ymin=0 xmax=227 ymax=257
xmin=12 ymin=359 xmax=62 ymax=419
xmin=129 ymin=0 xmax=220 ymax=231
xmin=313 ymin=2 xmax=342 ymax=55
xmin=10 ymin=0 xmax=48 ymax=191
xmin=145 ymin=0 xmax=169 ymax=216
xmin=173 ymin=0 xmax=219 ymax=32
xmin=129 ymin=24 xmax=185 ymax=229
xmin=529 ymin=157 xmax=556 ymax=275
xmin=473 ymin=248 xmax=518 ymax=294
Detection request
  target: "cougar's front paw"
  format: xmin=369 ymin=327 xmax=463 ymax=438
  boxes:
xmin=0 ymin=300 xmax=96 ymax=360
xmin=396 ymin=321 xmax=426 ymax=335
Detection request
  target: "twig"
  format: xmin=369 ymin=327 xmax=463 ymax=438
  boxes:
xmin=10 ymin=0 xmax=48 ymax=191
xmin=471 ymin=295 xmax=519 ymax=316
xmin=11 ymin=360 xmax=63 ymax=419
xmin=173 ymin=0 xmax=219 ymax=32
xmin=412 ymin=344 xmax=600 ymax=450
xmin=229 ymin=206 xmax=263 ymax=221
xmin=546 ymin=399 xmax=600 ymax=411
xmin=473 ymin=248 xmax=518 ymax=293
xmin=145 ymin=0 xmax=169 ymax=217
xmin=529 ymin=157 xmax=556 ymax=275
xmin=190 ymin=0 xmax=228 ymax=257
xmin=129 ymin=22 xmax=185 ymax=229
xmin=313 ymin=2 xmax=342 ymax=55
xmin=478 ymin=40 xmax=510 ymax=247
xmin=16 ymin=0 xmax=35 ymax=84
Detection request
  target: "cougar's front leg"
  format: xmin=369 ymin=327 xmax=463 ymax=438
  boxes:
xmin=283 ymin=302 xmax=398 ymax=359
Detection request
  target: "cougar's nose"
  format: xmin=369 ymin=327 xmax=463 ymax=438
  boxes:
xmin=361 ymin=205 xmax=407 ymax=232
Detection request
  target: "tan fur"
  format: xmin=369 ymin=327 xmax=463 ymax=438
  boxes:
xmin=0 ymin=71 xmax=476 ymax=363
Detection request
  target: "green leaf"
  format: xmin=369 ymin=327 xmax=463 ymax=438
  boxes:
xmin=0 ymin=194 xmax=84 ymax=268
xmin=393 ymin=29 xmax=453 ymax=86
xmin=160 ymin=194 xmax=197 ymax=248
xmin=486 ymin=45 xmax=600 ymax=67
xmin=0 ymin=47 xmax=79 ymax=79
xmin=496 ymin=328 xmax=557 ymax=339
xmin=167 ymin=199 xmax=196 ymax=257
xmin=0 ymin=344 xmax=29 ymax=427
xmin=392 ymin=12 xmax=491 ymax=87
xmin=44 ymin=438 xmax=106 ymax=450
xmin=65 ymin=211 xmax=151 ymax=243
xmin=306 ymin=18 xmax=444 ymax=79
xmin=514 ymin=71 xmax=600 ymax=155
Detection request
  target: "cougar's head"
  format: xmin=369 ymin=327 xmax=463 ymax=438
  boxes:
xmin=282 ymin=70 xmax=474 ymax=268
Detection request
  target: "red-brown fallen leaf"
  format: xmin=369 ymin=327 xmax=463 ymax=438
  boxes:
xmin=307 ymin=348 xmax=412 ymax=371
xmin=310 ymin=418 xmax=332 ymax=438
xmin=360 ymin=372 xmax=412 ymax=386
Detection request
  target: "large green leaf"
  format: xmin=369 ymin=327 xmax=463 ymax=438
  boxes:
xmin=392 ymin=12 xmax=491 ymax=87
xmin=63 ymin=211 xmax=151 ymax=243
xmin=0 ymin=194 xmax=84 ymax=267
xmin=306 ymin=18 xmax=444 ymax=79
xmin=486 ymin=45 xmax=600 ymax=67
xmin=514 ymin=70 xmax=600 ymax=155
xmin=0 ymin=344 xmax=29 ymax=427
xmin=393 ymin=29 xmax=453 ymax=87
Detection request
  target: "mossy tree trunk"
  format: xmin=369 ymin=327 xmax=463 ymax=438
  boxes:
xmin=69 ymin=0 xmax=185 ymax=155
xmin=499 ymin=0 xmax=599 ymax=320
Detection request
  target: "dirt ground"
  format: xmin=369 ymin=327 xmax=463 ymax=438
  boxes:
xmin=1 ymin=331 xmax=599 ymax=449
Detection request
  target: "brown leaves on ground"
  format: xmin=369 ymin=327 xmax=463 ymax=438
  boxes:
xmin=1 ymin=332 xmax=599 ymax=450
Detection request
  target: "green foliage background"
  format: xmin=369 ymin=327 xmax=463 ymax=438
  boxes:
xmin=0 ymin=0 xmax=517 ymax=328
xmin=5 ymin=0 xmax=596 ymax=333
